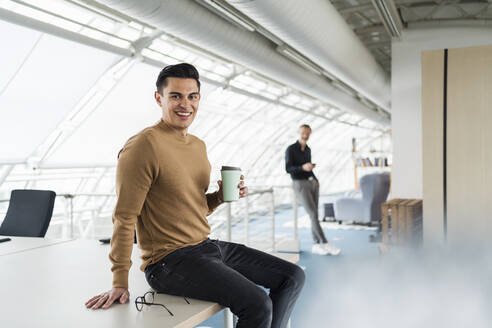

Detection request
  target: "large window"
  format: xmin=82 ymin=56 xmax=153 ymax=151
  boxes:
xmin=0 ymin=0 xmax=390 ymax=240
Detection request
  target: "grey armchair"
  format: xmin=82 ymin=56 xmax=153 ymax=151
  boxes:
xmin=334 ymin=172 xmax=390 ymax=223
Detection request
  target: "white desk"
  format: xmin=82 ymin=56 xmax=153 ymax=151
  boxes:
xmin=0 ymin=236 xmax=72 ymax=256
xmin=276 ymin=238 xmax=301 ymax=253
xmin=0 ymin=238 xmax=298 ymax=328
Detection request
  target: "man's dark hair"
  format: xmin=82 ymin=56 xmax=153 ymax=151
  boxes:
xmin=156 ymin=63 xmax=201 ymax=94
xmin=300 ymin=124 xmax=311 ymax=130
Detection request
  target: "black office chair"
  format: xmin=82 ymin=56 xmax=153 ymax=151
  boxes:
xmin=0 ymin=189 xmax=56 ymax=237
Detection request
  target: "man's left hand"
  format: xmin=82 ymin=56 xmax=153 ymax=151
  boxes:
xmin=216 ymin=175 xmax=248 ymax=202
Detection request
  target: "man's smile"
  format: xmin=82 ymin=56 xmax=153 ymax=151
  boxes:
xmin=175 ymin=111 xmax=192 ymax=118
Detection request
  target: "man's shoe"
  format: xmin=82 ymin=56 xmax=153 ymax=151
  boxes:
xmin=311 ymin=243 xmax=330 ymax=255
xmin=321 ymin=242 xmax=341 ymax=256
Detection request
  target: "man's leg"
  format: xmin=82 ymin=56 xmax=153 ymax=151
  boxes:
xmin=313 ymin=179 xmax=320 ymax=213
xmin=217 ymin=240 xmax=305 ymax=328
xmin=145 ymin=240 xmax=273 ymax=328
xmin=294 ymin=180 xmax=327 ymax=244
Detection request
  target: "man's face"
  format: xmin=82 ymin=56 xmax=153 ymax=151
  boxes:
xmin=299 ymin=127 xmax=311 ymax=143
xmin=154 ymin=77 xmax=200 ymax=131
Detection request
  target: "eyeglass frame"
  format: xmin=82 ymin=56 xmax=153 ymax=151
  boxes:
xmin=134 ymin=291 xmax=191 ymax=316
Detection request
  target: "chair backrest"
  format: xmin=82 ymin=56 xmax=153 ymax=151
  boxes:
xmin=360 ymin=172 xmax=390 ymax=200
xmin=0 ymin=189 xmax=56 ymax=237
xmin=359 ymin=172 xmax=391 ymax=221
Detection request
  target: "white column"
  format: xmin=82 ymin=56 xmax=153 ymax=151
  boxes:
xmin=226 ymin=202 xmax=232 ymax=242
xmin=224 ymin=202 xmax=234 ymax=328
xmin=245 ymin=197 xmax=249 ymax=246
xmin=69 ymin=195 xmax=74 ymax=238
xmin=223 ymin=308 xmax=234 ymax=328
xmin=270 ymin=191 xmax=275 ymax=252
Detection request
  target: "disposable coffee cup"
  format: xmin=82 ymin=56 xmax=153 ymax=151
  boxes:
xmin=221 ymin=166 xmax=242 ymax=202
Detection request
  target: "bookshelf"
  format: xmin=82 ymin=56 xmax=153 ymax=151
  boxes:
xmin=352 ymin=137 xmax=392 ymax=190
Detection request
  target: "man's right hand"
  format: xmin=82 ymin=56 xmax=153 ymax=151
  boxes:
xmin=85 ymin=287 xmax=130 ymax=310
xmin=302 ymin=162 xmax=315 ymax=172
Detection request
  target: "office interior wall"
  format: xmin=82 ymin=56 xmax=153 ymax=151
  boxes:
xmin=391 ymin=27 xmax=492 ymax=199
xmin=421 ymin=50 xmax=445 ymax=246
xmin=421 ymin=44 xmax=492 ymax=247
xmin=446 ymin=45 xmax=492 ymax=246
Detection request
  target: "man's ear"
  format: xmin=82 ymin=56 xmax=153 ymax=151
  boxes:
xmin=154 ymin=91 xmax=162 ymax=107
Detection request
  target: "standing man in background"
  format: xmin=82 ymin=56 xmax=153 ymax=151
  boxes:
xmin=285 ymin=124 xmax=341 ymax=256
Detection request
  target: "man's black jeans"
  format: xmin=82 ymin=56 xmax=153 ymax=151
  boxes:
xmin=145 ymin=239 xmax=305 ymax=328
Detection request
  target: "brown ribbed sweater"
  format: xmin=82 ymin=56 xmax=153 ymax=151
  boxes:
xmin=109 ymin=120 xmax=222 ymax=288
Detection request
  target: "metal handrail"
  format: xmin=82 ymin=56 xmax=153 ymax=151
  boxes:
xmin=0 ymin=192 xmax=116 ymax=203
xmin=225 ymin=188 xmax=277 ymax=252
xmin=0 ymin=187 xmax=300 ymax=245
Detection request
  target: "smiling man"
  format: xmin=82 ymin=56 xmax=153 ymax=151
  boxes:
xmin=85 ymin=63 xmax=305 ymax=328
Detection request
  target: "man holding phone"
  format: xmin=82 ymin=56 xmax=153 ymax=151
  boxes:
xmin=285 ymin=124 xmax=340 ymax=256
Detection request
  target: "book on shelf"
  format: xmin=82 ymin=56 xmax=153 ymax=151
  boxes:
xmin=355 ymin=156 xmax=391 ymax=167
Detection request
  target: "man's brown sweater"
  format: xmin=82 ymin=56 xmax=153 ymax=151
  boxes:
xmin=109 ymin=119 xmax=222 ymax=288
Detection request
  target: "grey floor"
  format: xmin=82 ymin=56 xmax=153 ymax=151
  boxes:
xmin=198 ymin=203 xmax=492 ymax=328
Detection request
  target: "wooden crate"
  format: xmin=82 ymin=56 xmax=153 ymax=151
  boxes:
xmin=402 ymin=199 xmax=423 ymax=245
xmin=381 ymin=198 xmax=403 ymax=244
xmin=381 ymin=198 xmax=423 ymax=246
